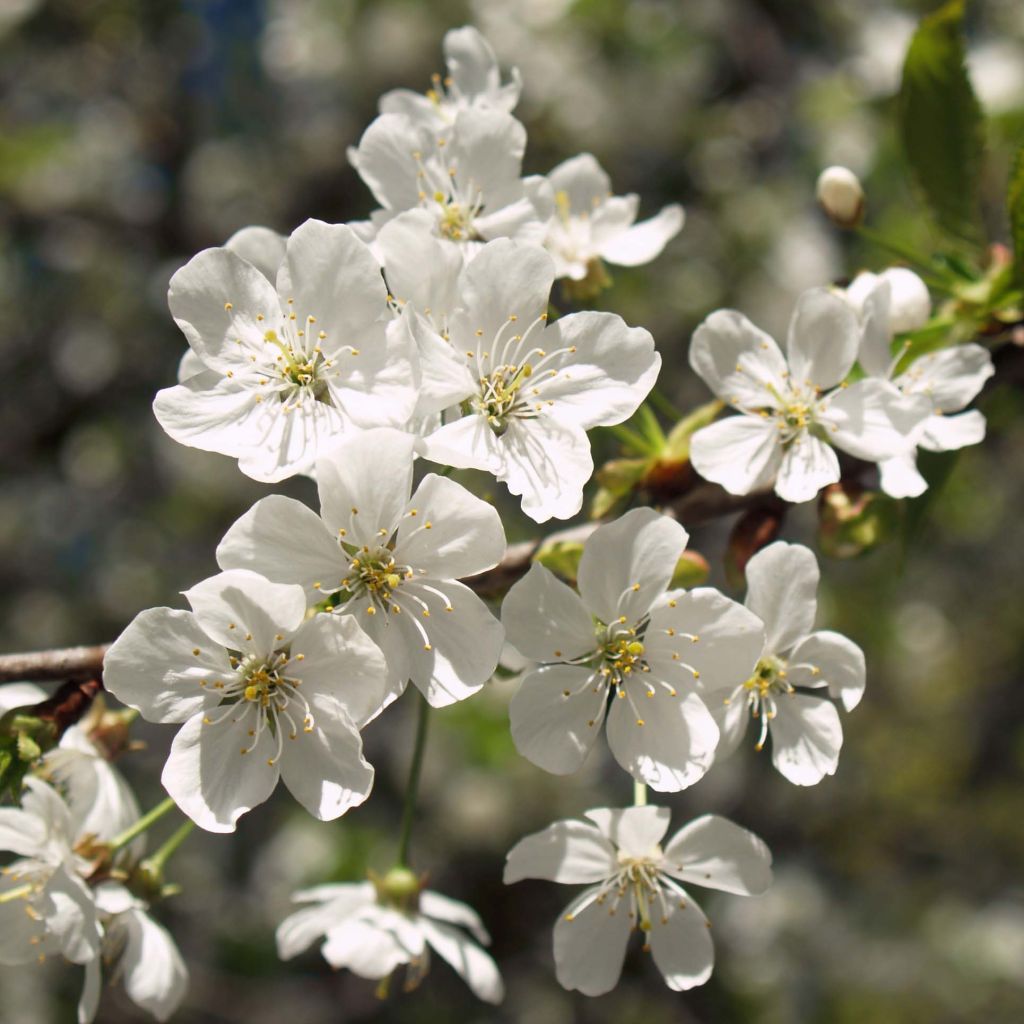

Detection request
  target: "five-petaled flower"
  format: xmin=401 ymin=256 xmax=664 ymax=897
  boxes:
xmin=688 ymin=287 xmax=926 ymax=503
xmin=502 ymin=508 xmax=764 ymax=789
xmin=504 ymin=805 xmax=772 ymax=995
xmin=702 ymin=542 xmax=866 ymax=785
xmin=104 ymin=569 xmax=386 ymax=832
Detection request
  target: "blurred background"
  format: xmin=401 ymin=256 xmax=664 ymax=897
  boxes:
xmin=2 ymin=0 xmax=1024 ymax=1021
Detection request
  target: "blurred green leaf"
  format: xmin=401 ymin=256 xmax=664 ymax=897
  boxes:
xmin=534 ymin=539 xmax=585 ymax=582
xmin=898 ymin=0 xmax=984 ymax=246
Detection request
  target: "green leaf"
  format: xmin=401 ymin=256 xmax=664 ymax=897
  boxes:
xmin=1008 ymin=145 xmax=1024 ymax=288
xmin=534 ymin=540 xmax=586 ymax=583
xmin=898 ymin=0 xmax=984 ymax=245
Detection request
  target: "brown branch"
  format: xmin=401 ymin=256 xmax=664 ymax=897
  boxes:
xmin=0 ymin=645 xmax=109 ymax=684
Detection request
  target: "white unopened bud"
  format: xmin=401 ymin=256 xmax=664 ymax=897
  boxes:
xmin=816 ymin=166 xmax=865 ymax=228
xmin=879 ymin=267 xmax=930 ymax=332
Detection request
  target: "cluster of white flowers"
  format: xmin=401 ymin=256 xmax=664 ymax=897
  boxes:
xmin=0 ymin=687 xmax=186 ymax=1023
xmin=688 ymin=270 xmax=993 ymax=504
xmin=2 ymin=22 xmax=998 ymax=1016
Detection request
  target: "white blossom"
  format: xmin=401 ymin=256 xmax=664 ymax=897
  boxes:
xmin=702 ymin=542 xmax=865 ymax=785
xmin=215 ymin=427 xmax=506 ymax=710
xmin=78 ymin=883 xmax=188 ymax=1024
xmin=348 ymin=108 xmax=551 ymax=251
xmin=0 ymin=777 xmax=101 ymax=969
xmin=815 ymin=165 xmax=865 ymax=227
xmin=276 ymin=877 xmax=503 ymax=1004
xmin=541 ymin=153 xmax=683 ymax=281
xmin=688 ymin=287 xmax=926 ymax=503
xmin=103 ymin=570 xmax=386 ymax=832
xmin=504 ymin=805 xmax=772 ymax=995
xmin=379 ymin=26 xmax=521 ymax=128
xmin=418 ymin=239 xmax=661 ymax=521
xmin=502 ymin=508 xmax=764 ymax=790
xmin=154 ymin=218 xmax=417 ymax=482
xmin=844 ymin=272 xmax=993 ymax=498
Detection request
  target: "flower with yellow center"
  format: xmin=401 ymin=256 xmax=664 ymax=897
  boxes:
xmin=504 ymin=805 xmax=772 ymax=996
xmin=103 ymin=569 xmax=387 ymax=832
xmin=502 ymin=508 xmax=764 ymax=791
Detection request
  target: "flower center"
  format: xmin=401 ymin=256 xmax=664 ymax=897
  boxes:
xmin=262 ymin=327 xmax=332 ymax=403
xmin=338 ymin=546 xmax=413 ymax=616
xmin=739 ymin=655 xmax=792 ymax=750
xmin=473 ymin=363 xmax=533 ymax=435
xmin=434 ymin=193 xmax=478 ymax=241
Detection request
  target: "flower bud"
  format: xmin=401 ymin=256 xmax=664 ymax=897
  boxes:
xmin=879 ymin=267 xmax=931 ymax=332
xmin=816 ymin=166 xmax=865 ymax=228
xmin=378 ymin=866 xmax=422 ymax=907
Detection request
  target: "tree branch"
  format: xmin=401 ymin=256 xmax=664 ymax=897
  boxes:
xmin=0 ymin=645 xmax=109 ymax=684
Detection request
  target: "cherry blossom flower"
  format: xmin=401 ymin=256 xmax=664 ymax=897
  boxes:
xmin=103 ymin=570 xmax=386 ymax=832
xmin=0 ymin=777 xmax=101 ymax=970
xmin=379 ymin=26 xmax=521 ymax=127
xmin=504 ymin=805 xmax=772 ymax=995
xmin=502 ymin=509 xmax=764 ymax=790
xmin=78 ymin=883 xmax=188 ymax=1024
xmin=419 ymin=239 xmax=661 ymax=521
xmin=216 ymin=428 xmax=505 ymax=709
xmin=844 ymin=272 xmax=993 ymax=498
xmin=276 ymin=872 xmax=503 ymax=1004
xmin=688 ymin=287 xmax=926 ymax=503
xmin=154 ymin=218 xmax=416 ymax=482
xmin=348 ymin=108 xmax=551 ymax=251
xmin=541 ymin=153 xmax=683 ymax=282
xmin=702 ymin=542 xmax=865 ymax=785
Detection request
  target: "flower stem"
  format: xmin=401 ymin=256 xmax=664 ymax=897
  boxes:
xmin=633 ymin=780 xmax=648 ymax=806
xmin=142 ymin=819 xmax=195 ymax=874
xmin=396 ymin=691 xmax=431 ymax=868
xmin=108 ymin=796 xmax=177 ymax=852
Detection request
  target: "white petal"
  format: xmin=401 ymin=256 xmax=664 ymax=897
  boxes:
xmin=919 ymin=409 xmax=986 ymax=451
xmin=878 ymin=453 xmax=928 ymax=498
xmin=689 ymin=417 xmax=782 ymax=496
xmin=321 ymin=909 xmax=419 ymax=977
xmin=152 ymin=380 xmax=267 ymax=460
xmin=646 ymin=588 xmax=765 ymax=696
xmin=825 ymin=378 xmax=927 ymax=460
xmin=288 ymin=612 xmax=388 ymax=729
xmin=553 ymin=886 xmax=632 ymax=996
xmin=278 ymin=705 xmax=374 ymax=822
xmin=458 ymin=237 xmax=554 ymax=350
xmin=706 ymin=685 xmax=751 ymax=761
xmin=605 ymin=691 xmax=719 ymax=792
xmin=277 ymin=219 xmax=388 ymax=345
xmin=405 ymin=313 xmax=477 ymax=415
xmin=547 ymin=153 xmax=612 ymax=209
xmin=276 ymin=883 xmax=374 ymax=959
xmin=315 ymin=427 xmax=415 ymax=547
xmin=420 ymin=890 xmax=490 ymax=945
xmin=577 ymin=507 xmax=688 ymax=625
xmin=393 ymin=579 xmax=504 ymax=707
xmin=786 ymin=287 xmax=859 ymax=389
xmin=0 ymin=805 xmax=48 ymax=859
xmin=856 ymin=276 xmax=894 ymax=378
xmin=350 ymin=113 xmax=426 ymax=211
xmin=183 ymin=570 xmax=306 ymax=654
xmin=420 ymin=412 xmax=504 ymax=475
xmin=583 ymin=806 xmax=671 ymax=858
xmin=775 ymin=434 xmax=840 ymax=503
xmin=43 ymin=865 xmax=102 ymax=965
xmin=688 ymin=309 xmax=788 ymax=408
xmin=788 ymin=630 xmax=866 ymax=711
xmin=538 ymin=311 xmax=660 ymax=429
xmin=396 ymin=473 xmax=506 ymax=579
xmin=0 ymin=682 xmax=46 ymax=714
xmin=449 ymin=109 xmax=527 ymax=209
xmin=419 ymin=918 xmax=504 ymax=1003
xmin=215 ymin=495 xmax=347 ymax=600
xmin=648 ymin=892 xmax=714 ymax=991
xmin=599 ymin=204 xmax=684 ymax=266
xmin=224 ymin=225 xmax=286 ymax=280
xmin=161 ymin=710 xmax=279 ymax=833
xmin=102 ymin=608 xmax=230 ymax=724
xmin=378 ymin=210 xmax=463 ymax=316
xmin=493 ymin=416 xmax=593 ymax=523
xmin=509 ymin=664 xmax=606 ymax=774
xmin=78 ymin=958 xmax=101 ymax=1024
xmin=769 ymin=693 xmax=843 ymax=786
xmin=167 ymin=247 xmax=280 ymax=372
xmin=743 ymin=542 xmax=819 ymax=654
xmin=501 ymin=562 xmax=596 ymax=663
xmin=19 ymin=776 xmax=75 ymax=853
xmin=503 ymin=819 xmax=617 ymax=884
xmin=662 ymin=814 xmax=773 ymax=895
xmin=120 ymin=907 xmax=189 ymax=1022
